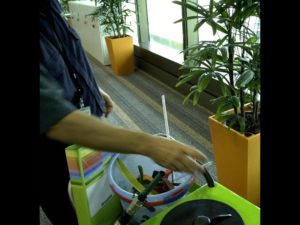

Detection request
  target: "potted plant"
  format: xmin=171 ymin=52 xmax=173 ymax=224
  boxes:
xmin=173 ymin=0 xmax=260 ymax=206
xmin=88 ymin=0 xmax=135 ymax=75
xmin=59 ymin=0 xmax=73 ymax=25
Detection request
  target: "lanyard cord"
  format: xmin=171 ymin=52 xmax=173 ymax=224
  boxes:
xmin=41 ymin=2 xmax=84 ymax=108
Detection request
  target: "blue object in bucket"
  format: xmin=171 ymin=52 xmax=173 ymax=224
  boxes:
xmin=108 ymin=153 xmax=194 ymax=224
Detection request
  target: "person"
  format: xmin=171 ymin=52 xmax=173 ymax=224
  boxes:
xmin=40 ymin=66 xmax=207 ymax=224
xmin=39 ymin=0 xmax=115 ymax=224
xmin=39 ymin=1 xmax=207 ymax=224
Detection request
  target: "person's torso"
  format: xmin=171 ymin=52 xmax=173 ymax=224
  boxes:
xmin=40 ymin=0 xmax=105 ymax=116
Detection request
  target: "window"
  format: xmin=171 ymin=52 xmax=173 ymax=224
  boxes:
xmin=144 ymin=0 xmax=184 ymax=64
xmin=124 ymin=0 xmax=139 ymax=45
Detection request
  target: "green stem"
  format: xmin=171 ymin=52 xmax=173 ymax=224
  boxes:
xmin=118 ymin=1 xmax=125 ymax=37
xmin=240 ymin=27 xmax=246 ymax=117
xmin=111 ymin=1 xmax=121 ymax=37
xmin=228 ymin=27 xmax=238 ymax=115
xmin=240 ymin=88 xmax=244 ymax=117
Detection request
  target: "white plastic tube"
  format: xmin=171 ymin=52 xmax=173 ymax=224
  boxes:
xmin=161 ymin=95 xmax=170 ymax=138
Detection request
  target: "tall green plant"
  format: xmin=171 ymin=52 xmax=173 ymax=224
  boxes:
xmin=88 ymin=0 xmax=134 ymax=38
xmin=173 ymin=0 xmax=260 ymax=136
xmin=60 ymin=0 xmax=71 ymax=13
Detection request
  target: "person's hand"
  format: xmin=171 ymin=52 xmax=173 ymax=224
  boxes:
xmin=99 ymin=89 xmax=113 ymax=117
xmin=144 ymin=136 xmax=208 ymax=174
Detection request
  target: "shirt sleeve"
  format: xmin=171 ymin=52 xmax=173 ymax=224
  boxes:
xmin=40 ymin=66 xmax=76 ymax=135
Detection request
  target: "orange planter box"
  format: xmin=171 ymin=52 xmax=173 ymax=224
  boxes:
xmin=208 ymin=114 xmax=260 ymax=206
xmin=105 ymin=36 xmax=134 ymax=76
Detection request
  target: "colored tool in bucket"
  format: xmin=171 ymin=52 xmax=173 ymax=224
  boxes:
xmin=114 ymin=171 xmax=165 ymax=225
xmin=138 ymin=165 xmax=144 ymax=184
xmin=116 ymin=159 xmax=156 ymax=195
xmin=152 ymin=169 xmax=175 ymax=192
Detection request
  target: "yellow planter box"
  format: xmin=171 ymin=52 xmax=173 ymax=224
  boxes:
xmin=105 ymin=36 xmax=134 ymax=76
xmin=208 ymin=114 xmax=260 ymax=206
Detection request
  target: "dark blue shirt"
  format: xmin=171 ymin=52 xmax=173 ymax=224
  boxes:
xmin=40 ymin=66 xmax=76 ymax=135
xmin=40 ymin=0 xmax=105 ymax=117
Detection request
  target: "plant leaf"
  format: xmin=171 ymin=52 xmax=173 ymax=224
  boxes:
xmin=215 ymin=73 xmax=231 ymax=96
xmin=210 ymin=96 xmax=228 ymax=105
xmin=209 ymin=0 xmax=213 ymax=14
xmin=217 ymin=114 xmax=234 ymax=124
xmin=176 ymin=70 xmax=205 ymax=87
xmin=215 ymin=23 xmax=228 ymax=34
xmin=216 ymin=35 xmax=228 ymax=47
xmin=193 ymin=91 xmax=201 ymax=106
xmin=237 ymin=115 xmax=246 ymax=134
xmin=183 ymin=91 xmax=195 ymax=105
xmin=230 ymin=96 xmax=240 ymax=108
xmin=194 ymin=19 xmax=207 ymax=32
xmin=215 ymin=101 xmax=233 ymax=120
xmin=172 ymin=1 xmax=203 ymax=15
xmin=220 ymin=47 xmax=228 ymax=61
xmin=208 ymin=19 xmax=217 ymax=35
xmin=246 ymin=36 xmax=257 ymax=44
xmin=197 ymin=73 xmax=212 ymax=92
xmin=236 ymin=70 xmax=255 ymax=88
xmin=174 ymin=16 xmax=200 ymax=24
xmin=241 ymin=4 xmax=259 ymax=19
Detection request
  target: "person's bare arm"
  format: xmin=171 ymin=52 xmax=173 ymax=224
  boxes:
xmin=46 ymin=110 xmax=207 ymax=174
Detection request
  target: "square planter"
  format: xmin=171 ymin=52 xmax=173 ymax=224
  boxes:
xmin=105 ymin=36 xmax=134 ymax=76
xmin=208 ymin=113 xmax=260 ymax=206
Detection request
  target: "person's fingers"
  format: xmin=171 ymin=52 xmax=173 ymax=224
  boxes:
xmin=177 ymin=155 xmax=205 ymax=174
xmin=186 ymin=157 xmax=205 ymax=173
xmin=162 ymin=151 xmax=202 ymax=174
xmin=170 ymin=139 xmax=207 ymax=162
xmin=172 ymin=160 xmax=190 ymax=174
xmin=104 ymin=100 xmax=113 ymax=117
xmin=184 ymin=147 xmax=208 ymax=162
xmin=106 ymin=105 xmax=113 ymax=114
xmin=149 ymin=138 xmax=207 ymax=174
xmin=105 ymin=107 xmax=113 ymax=117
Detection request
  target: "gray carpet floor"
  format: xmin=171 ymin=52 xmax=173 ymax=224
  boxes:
xmin=40 ymin=56 xmax=216 ymax=225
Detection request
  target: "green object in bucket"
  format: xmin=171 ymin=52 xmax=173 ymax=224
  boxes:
xmin=116 ymin=159 xmax=156 ymax=195
xmin=138 ymin=165 xmax=144 ymax=184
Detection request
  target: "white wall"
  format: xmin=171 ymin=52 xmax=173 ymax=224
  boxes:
xmin=69 ymin=1 xmax=110 ymax=65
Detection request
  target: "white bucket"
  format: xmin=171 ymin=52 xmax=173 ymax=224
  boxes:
xmin=108 ymin=153 xmax=194 ymax=224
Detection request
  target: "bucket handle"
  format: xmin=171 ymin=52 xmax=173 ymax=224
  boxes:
xmin=197 ymin=160 xmax=215 ymax=188
xmin=203 ymin=167 xmax=215 ymax=187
